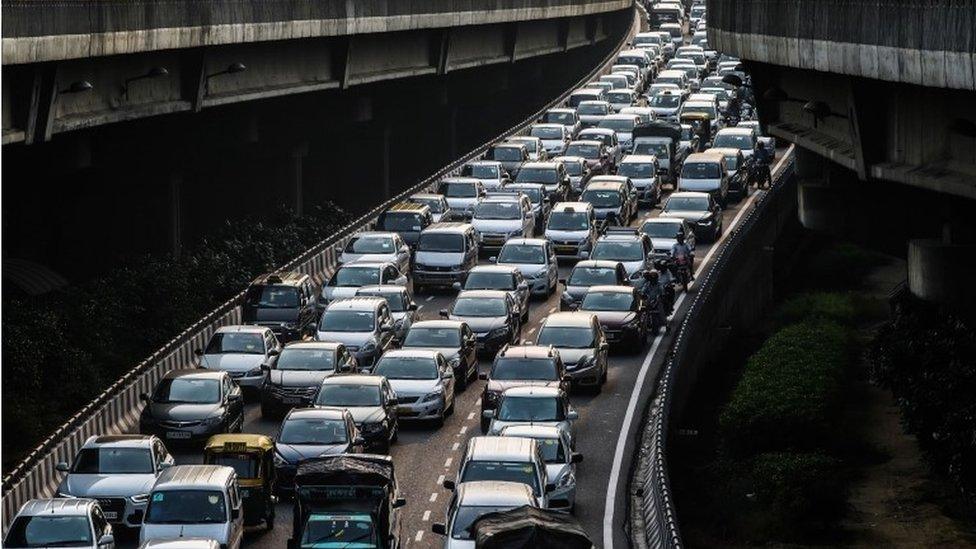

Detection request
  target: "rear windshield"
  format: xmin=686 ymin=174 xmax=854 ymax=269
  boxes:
xmin=487 ymin=147 xmax=523 ymax=161
xmin=319 ymin=310 xmax=376 ymax=332
xmin=515 ymin=167 xmax=559 ymax=184
xmin=492 ymin=358 xmax=558 ymax=381
xmin=246 ymin=285 xmax=299 ymax=309
xmin=565 ymin=143 xmax=600 ymax=159
xmin=531 ymin=126 xmax=564 ymax=139
xmin=276 ymin=348 xmax=336 ymax=371
xmin=618 ymin=162 xmax=655 ymax=178
xmin=568 ymin=266 xmax=619 ymax=286
xmin=378 ymin=212 xmax=424 ymax=232
xmin=461 ymin=164 xmax=499 ymax=179
xmin=682 ymin=162 xmax=721 ymax=179
xmin=6 ymin=516 xmax=94 ymax=547
xmin=544 ymin=111 xmax=576 ymax=125
xmin=438 ymin=182 xmax=478 ymax=198
xmin=465 ymin=271 xmax=516 ymax=290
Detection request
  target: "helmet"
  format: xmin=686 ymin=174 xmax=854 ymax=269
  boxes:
xmin=676 ymin=232 xmax=685 ymax=243
xmin=646 ymin=270 xmax=660 ymax=282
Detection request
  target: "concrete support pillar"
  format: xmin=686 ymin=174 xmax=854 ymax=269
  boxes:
xmin=169 ymin=172 xmax=183 ymax=259
xmin=908 ymin=230 xmax=976 ymax=305
xmin=290 ymin=143 xmax=308 ymax=215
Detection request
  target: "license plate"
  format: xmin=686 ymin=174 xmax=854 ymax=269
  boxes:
xmin=398 ymin=407 xmax=417 ymax=416
xmin=166 ymin=431 xmax=191 ymax=439
xmin=282 ymin=397 xmax=302 ymax=404
xmin=103 ymin=511 xmax=118 ymax=520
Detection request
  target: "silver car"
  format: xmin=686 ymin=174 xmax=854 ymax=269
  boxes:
xmin=356 ymin=284 xmax=419 ymax=343
xmin=338 ymin=231 xmax=411 ymax=274
xmin=498 ymin=425 xmax=582 ymax=512
xmin=316 ymin=297 xmax=398 ymax=367
xmin=639 ymin=216 xmax=697 ymax=259
xmin=441 ymin=290 xmax=521 ymax=356
xmin=506 ymin=136 xmax=548 ymax=162
xmin=431 ymin=481 xmax=538 ymax=549
xmin=319 ymin=261 xmax=408 ymax=307
xmin=483 ymin=386 xmax=578 ymax=444
xmin=470 ymin=194 xmax=535 ymax=251
xmin=197 ymin=325 xmax=281 ymax=391
xmin=373 ymin=349 xmax=455 ymax=426
xmin=617 ymin=154 xmax=662 ymax=205
xmin=545 ymin=202 xmax=599 ymax=260
xmin=493 ymin=238 xmax=559 ymax=297
xmin=436 ymin=177 xmax=486 ymax=220
xmin=56 ymin=435 xmax=174 ymax=528
xmin=458 ymin=265 xmax=530 ymax=323
xmin=5 ymin=499 xmax=115 ymax=549
xmin=460 ymin=160 xmax=510 ymax=191
xmin=529 ymin=123 xmax=572 ymax=156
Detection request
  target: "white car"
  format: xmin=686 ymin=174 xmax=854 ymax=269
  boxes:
xmin=198 ymin=325 xmax=281 ymax=391
xmin=431 ymin=481 xmax=539 ymax=548
xmin=5 ymin=498 xmax=115 ymax=549
xmin=499 ymin=424 xmax=581 ymax=512
xmin=506 ymin=136 xmax=548 ymax=162
xmin=338 ymin=231 xmax=411 ymax=273
xmin=320 ymin=261 xmax=408 ymax=305
xmin=529 ymin=123 xmax=572 ymax=156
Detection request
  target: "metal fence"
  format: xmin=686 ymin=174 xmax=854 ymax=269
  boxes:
xmin=630 ymin=150 xmax=798 ymax=548
xmin=1 ymin=4 xmax=638 ymax=528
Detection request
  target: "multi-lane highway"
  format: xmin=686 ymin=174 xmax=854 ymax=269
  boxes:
xmin=143 ymin=146 xmax=792 ymax=549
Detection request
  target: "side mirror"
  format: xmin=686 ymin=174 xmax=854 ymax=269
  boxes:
xmin=56 ymin=462 xmax=70 ymax=473
xmin=572 ymin=452 xmax=584 ymax=464
xmin=442 ymin=479 xmax=456 ymax=490
xmin=439 ymin=309 xmax=450 ymax=318
xmin=267 ymin=348 xmax=280 ymax=357
xmin=545 ymin=483 xmax=556 ymax=493
xmin=580 ymin=251 xmax=590 ymax=259
xmin=558 ymin=278 xmax=567 ymax=285
xmin=97 ymin=534 xmax=115 ymax=547
xmin=159 ymin=461 xmax=174 ymax=470
xmin=599 ymin=342 xmax=609 ymax=351
xmin=482 ymin=409 xmax=495 ymax=420
xmin=432 ymin=523 xmax=448 ymax=536
xmin=394 ymin=497 xmax=407 ymax=508
xmin=451 ymin=281 xmax=463 ymax=290
xmin=478 ymin=372 xmax=488 ymax=380
xmin=567 ymin=410 xmax=580 ymax=421
xmin=228 ymin=390 xmax=243 ymax=402
xmin=260 ymin=364 xmax=271 ymax=372
xmin=395 ymin=276 xmax=408 ymax=285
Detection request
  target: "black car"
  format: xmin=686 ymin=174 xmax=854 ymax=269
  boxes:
xmin=577 ymin=285 xmax=649 ymax=352
xmin=314 ymin=375 xmax=399 ymax=452
xmin=259 ymin=341 xmax=358 ymax=419
xmin=139 ymin=370 xmax=245 ymax=446
xmin=376 ymin=202 xmax=434 ymax=248
xmin=478 ymin=345 xmax=571 ymax=432
xmin=242 ymin=271 xmax=318 ymax=342
xmin=273 ymin=407 xmax=364 ymax=496
xmin=400 ymin=320 xmax=479 ymax=389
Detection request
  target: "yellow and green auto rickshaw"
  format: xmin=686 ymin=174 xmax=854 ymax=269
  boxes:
xmin=204 ymin=434 xmax=276 ymax=530
xmin=680 ymin=111 xmax=714 ymax=151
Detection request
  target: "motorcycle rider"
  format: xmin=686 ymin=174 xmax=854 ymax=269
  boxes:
xmin=641 ymin=269 xmax=669 ymax=335
xmin=670 ymin=232 xmax=695 ymax=286
xmin=753 ymin=140 xmax=774 ymax=189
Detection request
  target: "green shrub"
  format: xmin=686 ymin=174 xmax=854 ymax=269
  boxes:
xmin=750 ymin=451 xmax=846 ymax=536
xmin=776 ymin=292 xmax=857 ymax=326
xmin=720 ymin=320 xmax=850 ymax=456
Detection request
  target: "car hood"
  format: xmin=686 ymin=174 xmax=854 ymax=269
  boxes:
xmin=147 ymin=402 xmax=223 ymax=421
xmin=451 ymin=315 xmax=507 ymax=333
xmin=472 ymin=219 xmax=521 ymax=234
xmin=540 ymin=139 xmax=565 ymax=151
xmin=486 ymin=379 xmax=560 ymax=393
xmin=401 ymin=346 xmax=460 ymax=363
xmin=60 ymin=473 xmax=157 ymax=497
xmin=339 ymin=252 xmax=398 ymax=264
xmin=446 ymin=197 xmax=479 ymax=211
xmin=315 ymin=331 xmax=372 ymax=347
xmin=498 ymin=262 xmax=547 ymax=278
xmin=578 ymin=114 xmax=606 ymax=124
xmin=415 ymin=251 xmax=465 ymax=267
xmin=268 ymin=369 xmax=335 ymax=387
xmin=201 ymin=353 xmax=264 ymax=373
xmin=592 ymin=310 xmax=638 ymax=328
xmin=629 ymin=176 xmax=655 ymax=188
xmin=141 ymin=524 xmax=227 ymax=544
xmin=387 ymin=379 xmax=440 ymax=397
xmin=554 ymin=348 xmax=594 ymax=365
xmin=648 ymin=237 xmax=678 ymax=252
xmin=275 ymin=442 xmax=349 ymax=464
xmin=545 ymin=229 xmax=589 ymax=241
xmin=660 ymin=210 xmax=710 ymax=222
xmin=563 ymin=285 xmax=590 ymax=301
xmin=346 ymin=406 xmax=387 ymax=424
xmin=488 ymin=419 xmax=572 ymax=436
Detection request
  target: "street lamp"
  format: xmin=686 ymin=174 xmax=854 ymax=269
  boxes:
xmin=122 ymin=66 xmax=169 ymax=98
xmin=59 ymin=81 xmax=93 ymax=94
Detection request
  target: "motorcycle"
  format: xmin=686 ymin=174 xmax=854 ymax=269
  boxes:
xmin=673 ymin=255 xmax=693 ymax=291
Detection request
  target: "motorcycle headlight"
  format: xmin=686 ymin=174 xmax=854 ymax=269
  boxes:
xmin=130 ymin=493 xmax=150 ymax=504
xmin=421 ymin=391 xmax=443 ymax=403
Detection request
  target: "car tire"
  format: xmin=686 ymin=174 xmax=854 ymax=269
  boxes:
xmin=480 ymin=416 xmax=491 ymax=434
xmin=434 ymin=408 xmax=446 ymax=428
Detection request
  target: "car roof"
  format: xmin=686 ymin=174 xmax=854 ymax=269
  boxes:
xmin=543 ymin=311 xmax=597 ymax=327
xmin=410 ymin=193 xmax=446 ymax=201
xmin=17 ymin=498 xmax=95 ymax=517
xmin=602 ymin=114 xmax=639 ymax=122
xmin=283 ymin=341 xmax=342 ymax=351
xmin=440 ymin=176 xmax=482 ymax=184
xmin=552 ymin=155 xmax=586 ymax=163
xmin=642 ymin=216 xmax=684 ymax=225
xmin=382 ymin=349 xmax=443 ymax=360
xmin=469 ymin=264 xmax=519 ymax=275
xmin=385 ymin=202 xmax=428 ymax=213
xmin=338 ymin=261 xmax=391 ymax=269
xmin=520 ymin=161 xmax=559 ymax=170
xmin=499 ymin=424 xmax=564 ymax=439
xmin=163 ymin=369 xmax=226 ymax=381
xmin=590 ymin=175 xmax=629 ymax=184
xmin=357 ymin=284 xmax=410 ymax=295
xmin=584 ymin=180 xmax=625 ymax=191
xmin=351 ymin=231 xmax=397 ymax=239
xmin=705 ymin=147 xmax=743 ymax=157
xmin=621 ymin=155 xmax=658 ymax=163
xmin=500 ymin=385 xmax=563 ymax=397
xmin=466 ymin=436 xmax=537 ymax=462
xmin=573 ymin=259 xmax=622 ymax=270
xmin=249 ymin=271 xmax=308 ymax=287
xmin=456 ymin=481 xmax=535 ymax=506
xmin=84 ymin=435 xmax=154 ymax=449
xmin=658 ymin=69 xmax=686 ymax=77
xmin=466 ymin=160 xmax=503 ymax=166
xmin=670 ymin=191 xmax=711 ymax=199
xmin=286 ymin=407 xmax=349 ymax=421
xmin=410 ymin=320 xmax=463 ymax=330
xmin=325 ymin=297 xmax=386 ymax=311
xmin=532 ymin=123 xmax=565 ymax=130
xmin=685 ymin=152 xmax=726 ymax=164
xmin=551 ymin=201 xmax=592 ymax=212
xmin=498 ymin=344 xmax=557 ymax=359
xmin=154 ymin=465 xmax=235 ymax=490
xmin=139 ymin=540 xmax=222 ymax=549
xmin=457 ymin=289 xmax=509 ymax=300
xmin=579 ymin=127 xmax=614 ymax=135
xmin=571 ymin=89 xmax=602 ymax=96
xmin=568 ymin=139 xmax=602 ymax=147
xmin=547 ymin=107 xmax=575 ymax=113
xmin=586 ymin=284 xmax=635 ymax=294
xmin=320 ymin=375 xmax=385 ymax=387
xmin=214 ymin=324 xmax=267 ymax=334
xmin=422 ymin=222 xmax=474 ymax=234
xmin=717 ymin=127 xmax=754 ymax=136
xmin=501 ymin=237 xmax=549 ymax=247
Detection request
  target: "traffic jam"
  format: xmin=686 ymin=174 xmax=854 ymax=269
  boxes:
xmin=5 ymin=1 xmax=782 ymax=548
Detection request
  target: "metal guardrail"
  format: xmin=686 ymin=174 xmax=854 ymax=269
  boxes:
xmin=1 ymin=3 xmax=638 ymax=528
xmin=629 ymin=150 xmax=798 ymax=548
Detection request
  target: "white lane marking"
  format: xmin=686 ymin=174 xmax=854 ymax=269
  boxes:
xmin=527 ymin=327 xmax=537 ymax=335
xmin=451 ymin=442 xmax=460 ymax=451
xmin=467 ymin=412 xmax=475 ymax=420
xmin=415 ymin=531 xmax=424 ymax=542
xmin=417 ymin=305 xmax=424 ymax=311
xmin=426 ymin=296 xmax=435 ymax=302
xmin=548 ymin=306 xmax=557 ymax=313
xmin=475 ymin=398 xmax=482 ymax=406
xmin=444 ymin=457 xmax=452 ymax=468
xmin=429 ymin=492 xmax=438 ymax=502
xmin=437 ymin=474 xmax=445 ymax=486
xmin=422 ymin=510 xmax=431 ymax=522
xmin=602 ymin=145 xmax=795 ymax=549
xmin=458 ymin=425 xmax=468 ymax=436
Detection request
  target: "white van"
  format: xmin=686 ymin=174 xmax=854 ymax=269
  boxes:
xmin=140 ymin=465 xmax=243 ymax=548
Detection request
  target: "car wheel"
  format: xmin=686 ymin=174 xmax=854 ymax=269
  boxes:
xmin=434 ymin=408 xmax=446 ymax=428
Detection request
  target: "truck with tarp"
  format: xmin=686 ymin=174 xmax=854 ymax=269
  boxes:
xmin=288 ymin=454 xmax=405 ymax=549
xmin=473 ymin=505 xmax=594 ymax=549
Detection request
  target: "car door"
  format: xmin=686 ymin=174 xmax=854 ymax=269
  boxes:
xmin=394 ymin=235 xmax=411 ymax=273
xmin=465 ymin=231 xmax=479 ymax=270
xmin=383 ymin=381 xmax=399 ymax=424
xmin=461 ymin=324 xmax=477 ymax=374
xmin=378 ymin=305 xmax=396 ymax=352
xmin=227 ymin=481 xmax=244 ymax=548
xmin=438 ymin=354 xmax=456 ymax=405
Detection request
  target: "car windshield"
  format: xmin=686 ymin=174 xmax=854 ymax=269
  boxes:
xmin=606 ymin=92 xmax=633 ymax=104
xmin=592 ymin=241 xmax=644 ymax=261
xmin=461 ymin=164 xmax=499 ymax=179
xmin=474 ymin=201 xmax=521 ymax=220
xmin=453 ymin=298 xmax=507 ymax=317
xmin=498 ymin=244 xmax=546 ymax=264
xmin=569 ymin=266 xmax=618 ymax=286
xmin=417 ymin=233 xmax=464 ymax=252
xmin=378 ymin=212 xmax=423 ymax=232
xmin=279 ymin=417 xmax=348 ymax=445
xmin=403 ymin=327 xmax=460 ymax=348
xmin=302 ymin=515 xmax=376 ymax=546
xmin=722 ymin=156 xmax=741 ymax=171
xmin=641 ymin=221 xmax=682 ymax=238
xmin=245 ymin=285 xmax=299 ymax=309
xmin=316 ymin=384 xmax=382 ymax=407
xmin=358 ymin=291 xmax=408 ymax=312
xmin=582 ymin=291 xmax=636 ymax=311
xmin=599 ymin=118 xmax=635 ymax=131
xmin=560 ymin=162 xmax=583 ymax=176
xmin=461 ymin=461 xmax=540 ymax=495
xmin=544 ymin=111 xmax=575 ymax=125
xmin=319 ymin=310 xmax=375 ymax=332
xmin=492 ymin=358 xmax=557 ymax=381
xmin=6 ymin=516 xmax=94 ymax=547
xmin=538 ymin=326 xmax=595 ymax=348
xmin=666 ymin=196 xmax=710 ymax=212
xmin=331 ymin=266 xmax=379 ymax=287
xmin=633 ymin=142 xmax=669 ymax=157
xmin=713 ymin=133 xmax=753 ymax=150
xmin=581 ymin=189 xmax=622 ymax=208
xmin=579 ymin=133 xmax=610 ymax=146
xmin=72 ymin=447 xmax=153 ymax=474
xmin=577 ymin=103 xmax=608 ymax=115
xmin=618 ymin=162 xmax=654 ymax=178
xmin=465 ymin=272 xmax=516 ymax=290
xmin=410 ymin=197 xmax=445 ymax=213
xmin=649 ymin=95 xmax=681 ymax=108
xmin=451 ymin=506 xmax=517 ymax=540
xmin=153 ymin=378 xmax=221 ymax=404
xmin=439 ymin=182 xmax=478 ymax=198
xmin=531 ymin=126 xmax=564 ymax=139
xmin=515 ymin=167 xmax=558 ymax=184
xmin=510 ymin=186 xmax=543 ymax=203
xmin=547 ymin=211 xmax=590 ymax=231
xmin=565 ymin=143 xmax=600 ymax=158
xmin=346 ymin=235 xmax=395 ymax=254
xmin=276 ymin=348 xmax=336 ymax=371
xmin=618 ymin=55 xmax=646 ymax=67
xmin=145 ymin=490 xmax=226 ymax=524
xmin=205 ymin=332 xmax=265 ymax=354
xmin=374 ymin=357 xmax=439 ymax=380
xmin=682 ymin=162 xmax=721 ymax=179
xmin=489 ymin=147 xmax=523 ymax=161
xmin=633 ymin=35 xmax=660 ymax=45
xmin=497 ymin=395 xmax=564 ymax=421
xmin=208 ymin=454 xmax=259 ymax=478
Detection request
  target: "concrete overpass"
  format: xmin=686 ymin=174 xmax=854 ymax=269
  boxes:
xmin=708 ymin=0 xmax=976 ymax=304
xmin=2 ymin=0 xmax=630 ymax=145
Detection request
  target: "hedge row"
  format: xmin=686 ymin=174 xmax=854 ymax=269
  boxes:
xmin=2 ymin=204 xmax=353 ymax=469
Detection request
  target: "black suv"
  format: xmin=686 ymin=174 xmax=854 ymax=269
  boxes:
xmin=478 ymin=344 xmax=571 ymax=432
xmin=242 ymin=271 xmax=318 ymax=342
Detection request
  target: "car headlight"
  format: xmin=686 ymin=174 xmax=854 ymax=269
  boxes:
xmin=130 ymin=493 xmax=150 ymax=504
xmin=421 ymin=391 xmax=443 ymax=403
xmin=274 ymin=452 xmax=287 ymax=467
xmin=246 ymin=367 xmax=263 ymax=377
xmin=488 ymin=327 xmax=509 ymax=338
xmin=201 ymin=415 xmax=223 ymax=426
xmin=557 ymin=471 xmax=576 ymax=488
